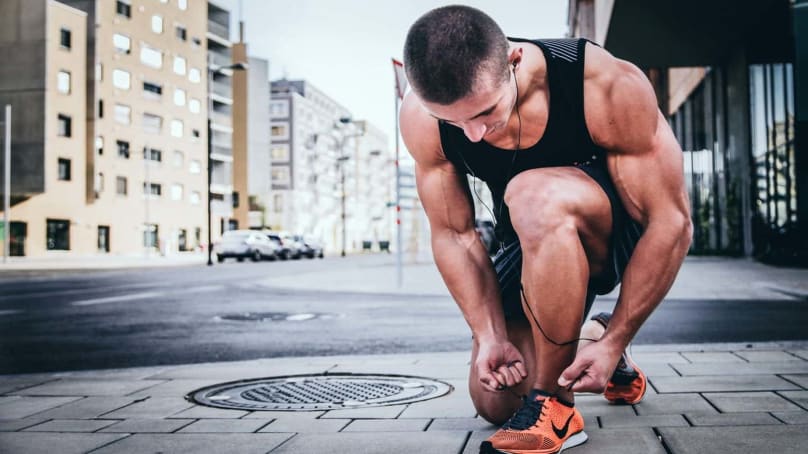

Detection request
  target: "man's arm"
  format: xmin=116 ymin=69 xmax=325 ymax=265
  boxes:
xmin=560 ymin=45 xmax=693 ymax=392
xmin=400 ymin=93 xmax=527 ymax=391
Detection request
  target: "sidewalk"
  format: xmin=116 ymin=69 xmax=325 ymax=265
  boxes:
xmin=0 ymin=252 xmax=206 ymax=272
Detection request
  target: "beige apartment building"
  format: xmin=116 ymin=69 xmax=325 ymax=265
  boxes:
xmin=0 ymin=0 xmax=243 ymax=258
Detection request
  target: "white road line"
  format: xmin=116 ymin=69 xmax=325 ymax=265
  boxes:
xmin=0 ymin=309 xmax=22 ymax=316
xmin=71 ymin=291 xmax=163 ymax=307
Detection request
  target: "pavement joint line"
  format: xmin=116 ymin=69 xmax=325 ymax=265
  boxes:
xmin=699 ymin=392 xmax=724 ymax=414
xmin=71 ymin=291 xmax=164 ymax=306
xmin=86 ymin=432 xmax=134 ymax=453
xmin=775 ymin=390 xmax=808 ymax=411
xmin=768 ymin=411 xmax=789 ymax=424
xmin=652 ymin=427 xmax=675 ymax=454
xmin=776 ymin=374 xmax=805 ymax=390
xmin=731 ymin=351 xmax=751 ymax=362
xmin=459 ymin=430 xmax=473 ymax=454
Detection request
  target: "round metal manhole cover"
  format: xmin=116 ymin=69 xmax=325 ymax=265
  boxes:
xmin=186 ymin=374 xmax=453 ymax=411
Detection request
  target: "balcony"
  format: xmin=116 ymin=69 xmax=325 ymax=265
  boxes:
xmin=209 ymin=52 xmax=233 ymax=70
xmin=211 ymin=80 xmax=232 ymax=99
xmin=207 ymin=20 xmax=229 ymax=41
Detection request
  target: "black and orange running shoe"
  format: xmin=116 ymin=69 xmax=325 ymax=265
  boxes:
xmin=480 ymin=390 xmax=587 ymax=454
xmin=590 ymin=312 xmax=648 ymax=405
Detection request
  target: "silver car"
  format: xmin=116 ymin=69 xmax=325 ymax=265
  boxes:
xmin=216 ymin=230 xmax=278 ymax=263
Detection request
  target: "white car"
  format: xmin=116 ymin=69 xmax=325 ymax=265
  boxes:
xmin=216 ymin=230 xmax=278 ymax=263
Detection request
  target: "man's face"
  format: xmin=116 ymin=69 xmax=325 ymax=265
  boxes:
xmin=421 ymin=69 xmax=515 ymax=143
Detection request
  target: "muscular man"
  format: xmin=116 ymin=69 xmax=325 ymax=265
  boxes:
xmin=400 ymin=6 xmax=692 ymax=454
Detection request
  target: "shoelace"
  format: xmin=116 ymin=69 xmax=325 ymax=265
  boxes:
xmin=502 ymin=397 xmax=546 ymax=430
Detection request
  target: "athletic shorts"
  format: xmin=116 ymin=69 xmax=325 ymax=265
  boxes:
xmin=492 ymin=163 xmax=645 ymax=321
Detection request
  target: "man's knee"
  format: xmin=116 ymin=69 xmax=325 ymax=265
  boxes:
xmin=505 ymin=180 xmax=578 ymax=248
xmin=469 ymin=384 xmax=519 ymax=425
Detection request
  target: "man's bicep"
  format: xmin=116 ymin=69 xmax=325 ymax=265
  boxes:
xmin=415 ymin=161 xmax=475 ymax=235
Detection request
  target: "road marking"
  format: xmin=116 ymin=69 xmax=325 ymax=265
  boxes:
xmin=0 ymin=309 xmax=22 ymax=316
xmin=71 ymin=291 xmax=163 ymax=306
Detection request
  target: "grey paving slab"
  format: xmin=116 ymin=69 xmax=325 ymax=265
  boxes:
xmin=22 ymin=418 xmax=120 ymax=432
xmin=29 ymin=397 xmax=139 ymax=419
xmin=463 ymin=429 xmax=497 ymax=454
xmin=599 ymin=414 xmax=688 ymax=428
xmin=685 ymin=412 xmax=783 ymax=426
xmin=398 ymin=383 xmax=476 ymax=418
xmin=91 ymin=433 xmax=293 ymax=454
xmin=659 ymin=425 xmax=808 ymax=454
xmin=170 ymin=405 xmax=250 ymax=419
xmin=772 ymin=411 xmax=808 ymax=424
xmin=147 ymin=362 xmax=335 ymax=380
xmin=0 ymin=417 xmax=49 ymax=432
xmin=428 ymin=417 xmax=496 ymax=432
xmin=571 ymin=428 xmax=667 ymax=454
xmin=629 ymin=352 xmax=689 ymax=364
xmin=342 ymin=418 xmax=430 ymax=432
xmin=0 ymin=433 xmax=127 ymax=454
xmin=126 ymin=379 xmax=226 ymax=398
xmin=0 ymin=376 xmax=58 ymax=394
xmin=270 ymin=431 xmax=468 ymax=454
xmin=735 ymin=350 xmax=805 ymax=362
xmin=14 ymin=379 xmax=165 ymax=397
xmin=243 ymin=410 xmax=324 ymax=420
xmin=99 ymin=418 xmax=196 ymax=433
xmin=703 ymin=391 xmax=803 ymax=412
xmin=788 ymin=349 xmax=808 ymax=361
xmin=672 ymin=361 xmax=808 ymax=376
xmin=100 ymin=397 xmax=194 ymax=419
xmin=681 ymin=352 xmax=746 ymax=363
xmin=54 ymin=366 xmax=172 ymax=381
xmin=779 ymin=390 xmax=808 ymax=410
xmin=321 ymin=405 xmax=406 ymax=419
xmin=633 ymin=393 xmax=718 ymax=416
xmin=178 ymin=418 xmax=270 ymax=433
xmin=258 ymin=417 xmax=350 ymax=433
xmin=782 ymin=374 xmax=808 ymax=389
xmin=0 ymin=396 xmax=82 ymax=419
xmin=636 ymin=363 xmax=680 ymax=377
xmin=573 ymin=397 xmax=638 ymax=418
xmin=650 ymin=374 xmax=800 ymax=393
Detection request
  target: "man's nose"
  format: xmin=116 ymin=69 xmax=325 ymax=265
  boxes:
xmin=463 ymin=123 xmax=487 ymax=143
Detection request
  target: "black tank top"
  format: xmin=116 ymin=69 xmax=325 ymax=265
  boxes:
xmin=438 ymin=38 xmax=608 ymax=244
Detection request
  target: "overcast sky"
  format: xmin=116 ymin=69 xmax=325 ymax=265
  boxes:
xmin=215 ymin=0 xmax=569 ymax=150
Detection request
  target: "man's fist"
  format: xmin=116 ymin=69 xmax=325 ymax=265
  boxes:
xmin=475 ymin=341 xmax=528 ymax=393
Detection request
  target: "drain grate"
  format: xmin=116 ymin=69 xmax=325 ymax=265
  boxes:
xmin=186 ymin=373 xmax=453 ymax=411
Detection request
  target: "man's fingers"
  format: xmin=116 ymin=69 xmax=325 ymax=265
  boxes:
xmin=558 ymin=358 xmax=588 ymax=387
xmin=496 ymin=365 xmax=520 ymax=387
xmin=511 ymin=360 xmax=528 ymax=378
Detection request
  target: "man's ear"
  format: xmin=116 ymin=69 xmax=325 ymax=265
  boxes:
xmin=507 ymin=46 xmax=524 ymax=69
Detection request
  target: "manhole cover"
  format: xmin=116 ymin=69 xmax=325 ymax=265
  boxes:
xmin=186 ymin=374 xmax=453 ymax=411
xmin=215 ymin=312 xmax=337 ymax=322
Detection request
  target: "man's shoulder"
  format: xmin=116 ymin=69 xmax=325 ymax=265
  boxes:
xmin=400 ymin=93 xmax=446 ymax=166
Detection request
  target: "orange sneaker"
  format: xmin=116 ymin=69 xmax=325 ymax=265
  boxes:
xmin=590 ymin=312 xmax=648 ymax=405
xmin=480 ymin=390 xmax=587 ymax=454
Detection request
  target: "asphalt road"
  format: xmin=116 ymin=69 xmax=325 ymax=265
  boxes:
xmin=1 ymin=257 xmax=807 ymax=374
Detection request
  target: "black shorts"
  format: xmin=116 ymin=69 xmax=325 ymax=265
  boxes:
xmin=492 ymin=163 xmax=644 ymax=321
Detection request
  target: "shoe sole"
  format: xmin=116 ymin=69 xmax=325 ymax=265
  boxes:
xmin=605 ymin=347 xmax=647 ymax=405
xmin=480 ymin=430 xmax=588 ymax=454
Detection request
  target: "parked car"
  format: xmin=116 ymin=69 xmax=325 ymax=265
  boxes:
xmin=264 ymin=232 xmax=293 ymax=260
xmin=294 ymin=234 xmax=324 ymax=259
xmin=216 ymin=230 xmax=277 ymax=263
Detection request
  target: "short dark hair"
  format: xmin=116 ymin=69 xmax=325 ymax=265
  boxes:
xmin=403 ymin=5 xmax=509 ymax=105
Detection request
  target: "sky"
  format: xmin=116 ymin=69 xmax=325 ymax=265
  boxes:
xmin=215 ymin=0 xmax=569 ymax=150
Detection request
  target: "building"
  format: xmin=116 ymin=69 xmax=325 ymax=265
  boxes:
xmin=244 ymin=56 xmax=271 ymax=230
xmin=568 ymin=0 xmax=807 ymax=265
xmin=0 ymin=0 xmax=245 ymax=258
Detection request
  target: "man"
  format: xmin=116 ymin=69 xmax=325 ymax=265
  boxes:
xmin=400 ymin=5 xmax=692 ymax=454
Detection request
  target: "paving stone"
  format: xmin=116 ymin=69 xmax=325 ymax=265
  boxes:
xmin=14 ymin=379 xmax=164 ymax=397
xmin=650 ymin=374 xmax=799 ymax=393
xmin=462 ymin=429 xmax=497 ymax=454
xmin=681 ymin=352 xmax=746 ymax=363
xmin=782 ymin=374 xmax=808 ymax=389
xmin=637 ymin=363 xmax=680 ymax=377
xmin=772 ymin=411 xmax=808 ymax=424
xmin=91 ymin=433 xmax=293 ymax=454
xmin=23 ymin=419 xmax=120 ymax=432
xmin=735 ymin=350 xmax=805 ymax=362
xmin=148 ymin=362 xmax=334 ymax=380
xmin=270 ymin=431 xmax=468 ymax=454
xmin=672 ymin=361 xmax=808 ymax=376
xmin=571 ymin=428 xmax=667 ymax=454
xmin=685 ymin=412 xmax=782 ymax=426
xmin=127 ymin=379 xmax=226 ymax=398
xmin=100 ymin=397 xmax=194 ymax=419
xmin=0 ymin=433 xmax=127 ymax=454
xmin=427 ymin=417 xmax=496 ymax=432
xmin=243 ymin=410 xmax=324 ymax=420
xmin=321 ymin=405 xmax=406 ymax=419
xmin=0 ymin=396 xmax=82 ymax=419
xmin=398 ymin=383 xmax=476 ymax=418
xmin=0 ymin=418 xmax=49 ymax=432
xmin=258 ymin=417 xmax=350 ymax=433
xmin=634 ymin=393 xmax=718 ymax=416
xmin=630 ymin=352 xmax=689 ymax=364
xmin=599 ymin=414 xmax=688 ymax=428
xmin=0 ymin=376 xmax=58 ymax=394
xmin=779 ymin=390 xmax=808 ymax=410
xmin=30 ymin=397 xmax=139 ymax=419
xmin=343 ymin=418 xmax=430 ymax=432
xmin=170 ymin=405 xmax=250 ymax=419
xmin=788 ymin=349 xmax=808 ymax=361
xmin=703 ymin=392 xmax=803 ymax=412
xmin=178 ymin=418 xmax=269 ymax=433
xmin=573 ymin=397 xmax=638 ymax=418
xmin=659 ymin=425 xmax=808 ymax=454
xmin=99 ymin=418 xmax=196 ymax=433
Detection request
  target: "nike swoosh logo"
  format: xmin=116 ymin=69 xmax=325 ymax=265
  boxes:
xmin=552 ymin=413 xmax=574 ymax=439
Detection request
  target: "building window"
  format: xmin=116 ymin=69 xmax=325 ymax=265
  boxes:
xmin=188 ymin=67 xmax=200 ymax=83
xmin=143 ymin=224 xmax=158 ymax=248
xmin=178 ymin=0 xmax=187 ymax=10
xmin=142 ymin=113 xmax=163 ymax=134
xmin=46 ymin=219 xmax=70 ymax=250
xmin=60 ymin=28 xmax=71 ymax=49
xmin=173 ymin=56 xmax=186 ymax=75
xmin=173 ymin=88 xmax=186 ymax=106
xmin=173 ymin=150 xmax=184 ymax=167
xmin=116 ymin=0 xmax=131 ymax=18
xmin=144 ymin=147 xmax=162 ymax=162
xmin=273 ymin=194 xmax=283 ymax=213
xmin=189 ymin=159 xmax=201 ymax=174
xmin=271 ymin=167 xmax=290 ymax=185
xmin=269 ymin=100 xmax=289 ymax=118
xmin=271 ymin=144 xmax=290 ymax=162
xmin=175 ymin=25 xmax=187 ymax=41
xmin=143 ymin=182 xmax=162 ymax=196
xmin=95 ymin=172 xmax=104 ymax=195
xmin=116 ymin=176 xmax=128 ymax=195
xmin=190 ymin=191 xmax=201 ymax=205
xmin=270 ymin=123 xmax=288 ymax=139
xmin=95 ymin=136 xmax=103 ymax=155
xmin=140 ymin=45 xmax=162 ymax=69
xmin=188 ymin=98 xmax=200 ymax=113
xmin=58 ymin=158 xmax=71 ymax=181
xmin=98 ymin=226 xmax=110 ymax=253
xmin=113 ymin=33 xmax=131 ymax=54
xmin=170 ymin=183 xmax=183 ymax=201
xmin=112 ymin=69 xmax=131 ymax=90
xmin=170 ymin=119 xmax=183 ymax=138
xmin=151 ymin=15 xmax=163 ymax=34
xmin=98 ymin=99 xmax=104 ymax=118
xmin=117 ymin=140 xmax=130 ymax=159
xmin=114 ymin=104 xmax=131 ymax=124
xmin=143 ymin=81 xmax=162 ymax=98
xmin=96 ymin=63 xmax=103 ymax=81
xmin=57 ymin=114 xmax=72 ymax=137
xmin=57 ymin=70 xmax=71 ymax=94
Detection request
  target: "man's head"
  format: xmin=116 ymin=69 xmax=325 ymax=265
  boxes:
xmin=403 ymin=5 xmax=510 ymax=106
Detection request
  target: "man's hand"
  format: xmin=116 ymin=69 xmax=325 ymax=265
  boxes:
xmin=557 ymin=339 xmax=622 ymax=393
xmin=475 ymin=340 xmax=528 ymax=393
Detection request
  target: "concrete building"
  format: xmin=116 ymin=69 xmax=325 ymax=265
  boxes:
xmin=245 ymin=56 xmax=271 ymax=230
xmin=0 ymin=0 xmax=245 ymax=258
xmin=568 ymin=0 xmax=807 ymax=265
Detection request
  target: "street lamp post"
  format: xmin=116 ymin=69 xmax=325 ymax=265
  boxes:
xmin=207 ymin=59 xmax=247 ymax=266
